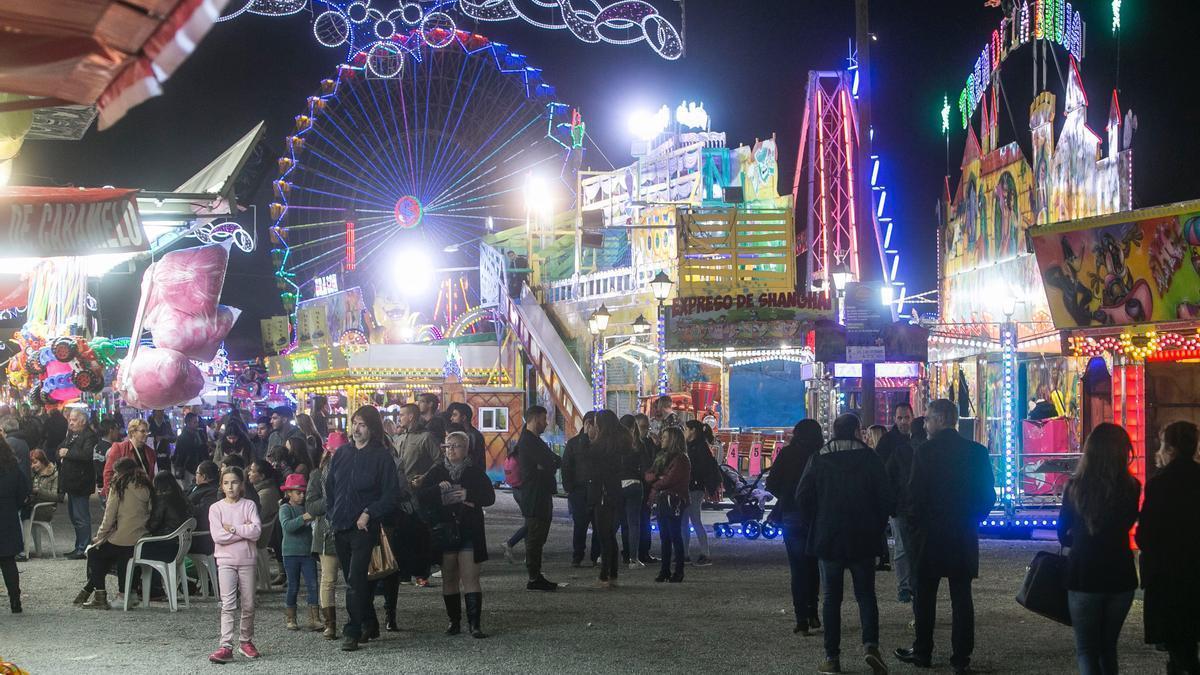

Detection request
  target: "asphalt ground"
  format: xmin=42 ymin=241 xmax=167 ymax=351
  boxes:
xmin=0 ymin=493 xmax=1167 ymax=674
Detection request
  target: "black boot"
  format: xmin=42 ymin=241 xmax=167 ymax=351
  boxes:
xmin=464 ymin=592 xmax=487 ymax=639
xmin=385 ymin=609 xmax=399 ymax=632
xmin=442 ymin=593 xmax=462 ymax=636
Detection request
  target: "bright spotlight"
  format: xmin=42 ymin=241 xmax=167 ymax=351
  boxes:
xmin=393 ymin=247 xmax=435 ymax=296
xmin=627 ymin=105 xmax=670 ymax=141
xmin=524 ymin=175 xmax=552 ymax=216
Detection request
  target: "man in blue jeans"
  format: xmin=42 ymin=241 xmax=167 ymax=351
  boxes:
xmin=797 ymin=413 xmax=894 ymax=675
xmin=57 ymin=408 xmax=97 ymax=558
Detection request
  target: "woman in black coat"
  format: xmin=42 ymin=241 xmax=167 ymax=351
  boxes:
xmin=1137 ymin=420 xmax=1200 ymax=674
xmin=1056 ymin=423 xmax=1140 ymax=675
xmin=0 ymin=438 xmax=31 ymax=613
xmin=578 ymin=410 xmax=626 ymax=586
xmin=418 ymin=431 xmax=495 ymax=639
xmin=765 ymin=419 xmax=824 ymax=635
xmin=143 ymin=472 xmax=193 ymax=562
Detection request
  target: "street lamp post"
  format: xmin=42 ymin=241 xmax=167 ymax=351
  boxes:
xmin=1000 ymin=296 xmax=1020 ymax=518
xmin=650 ymin=271 xmax=673 ymax=395
xmin=590 ymin=305 xmax=611 ymax=410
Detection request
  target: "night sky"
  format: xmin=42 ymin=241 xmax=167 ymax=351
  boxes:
xmin=15 ymin=0 xmax=1200 ymax=358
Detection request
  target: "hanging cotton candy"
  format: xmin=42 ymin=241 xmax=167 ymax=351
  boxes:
xmin=119 ymin=348 xmax=204 ymax=409
xmin=145 ymin=304 xmax=241 ymax=362
xmin=147 ymin=242 xmax=230 ymax=315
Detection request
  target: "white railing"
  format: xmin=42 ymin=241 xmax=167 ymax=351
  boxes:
xmin=544 ymin=263 xmax=672 ymax=304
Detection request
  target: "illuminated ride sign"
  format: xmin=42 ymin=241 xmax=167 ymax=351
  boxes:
xmin=957 ymin=0 xmax=1084 ymax=129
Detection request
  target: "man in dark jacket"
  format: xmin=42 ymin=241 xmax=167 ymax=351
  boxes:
xmin=517 ymin=406 xmax=561 ymax=591
xmin=57 ymin=408 xmax=97 ymax=558
xmin=266 ymin=406 xmax=305 ymax=463
xmin=895 ymin=399 xmax=995 ymax=674
xmin=797 ymin=413 xmax=893 ymax=675
xmin=875 ymin=403 xmax=914 ymax=590
xmin=326 ymin=405 xmax=400 ymax=651
xmin=448 ymin=402 xmax=488 ymax=470
xmin=561 ymin=411 xmax=598 ymax=567
xmin=172 ymin=412 xmax=209 ymax=487
xmin=188 ymin=461 xmax=222 ymax=555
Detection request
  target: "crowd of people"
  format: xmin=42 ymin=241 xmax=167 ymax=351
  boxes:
xmin=2 ymin=393 xmax=1200 ymax=673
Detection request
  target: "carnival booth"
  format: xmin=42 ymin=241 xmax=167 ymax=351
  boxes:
xmin=1030 ymin=200 xmax=1200 ymax=488
xmin=929 ymin=0 xmax=1134 ymax=531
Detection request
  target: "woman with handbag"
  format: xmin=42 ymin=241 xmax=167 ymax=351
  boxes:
xmin=646 ymin=426 xmax=691 ymax=583
xmin=419 ymin=431 xmax=496 ymax=638
xmin=1137 ymin=421 xmax=1200 ymax=675
xmin=1057 ymin=423 xmax=1141 ymax=675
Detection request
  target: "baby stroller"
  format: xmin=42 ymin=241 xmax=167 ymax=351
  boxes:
xmin=713 ymin=465 xmax=775 ymax=539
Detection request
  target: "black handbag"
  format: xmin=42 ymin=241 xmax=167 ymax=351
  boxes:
xmin=430 ymin=517 xmax=462 ymax=551
xmin=1015 ymin=550 xmax=1072 ymax=626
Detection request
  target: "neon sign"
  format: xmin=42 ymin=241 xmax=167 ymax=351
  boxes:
xmin=958 ymin=0 xmax=1084 ymax=129
xmin=291 ymin=355 xmax=317 ymax=376
xmin=314 ymin=274 xmax=339 ymax=298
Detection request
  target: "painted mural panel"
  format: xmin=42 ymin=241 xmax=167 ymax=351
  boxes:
xmin=1031 ymin=208 xmax=1200 ymax=328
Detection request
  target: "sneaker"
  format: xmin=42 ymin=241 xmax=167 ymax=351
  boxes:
xmin=864 ymin=646 xmax=888 ymax=674
xmin=431 ymin=570 xmax=443 ymax=579
xmin=817 ymin=657 xmax=841 ymax=673
xmin=526 ymin=577 xmax=558 ymax=592
xmin=66 ymin=551 xmax=86 ymax=560
xmin=15 ymin=553 xmax=27 ymax=563
xmin=208 ymin=646 xmax=234 ymax=664
xmin=694 ymin=556 xmax=712 ymax=567
xmin=503 ymin=543 xmax=514 ymax=564
xmin=238 ymin=642 xmax=260 ymax=659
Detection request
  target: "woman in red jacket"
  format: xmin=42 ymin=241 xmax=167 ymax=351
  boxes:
xmin=646 ymin=426 xmax=691 ymax=583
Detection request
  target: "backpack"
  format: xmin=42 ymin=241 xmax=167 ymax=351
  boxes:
xmin=503 ymin=453 xmax=522 ymax=488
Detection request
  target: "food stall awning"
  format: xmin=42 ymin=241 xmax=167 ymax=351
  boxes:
xmin=0 ymin=0 xmax=231 ymax=130
xmin=0 ymin=186 xmax=146 ymax=258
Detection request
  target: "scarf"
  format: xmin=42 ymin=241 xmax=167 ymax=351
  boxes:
xmin=443 ymin=455 xmax=468 ymax=483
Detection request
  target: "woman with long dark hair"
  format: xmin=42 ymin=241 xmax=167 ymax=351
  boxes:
xmin=580 ymin=410 xmax=627 ymax=587
xmin=76 ymin=457 xmax=152 ymax=609
xmin=646 ymin=426 xmax=691 ymax=583
xmin=0 ymin=437 xmax=30 ymax=612
xmin=144 ymin=472 xmax=193 ymax=562
xmin=1057 ymin=423 xmax=1141 ymax=674
xmin=618 ymin=414 xmax=650 ymax=568
xmin=1138 ymin=420 xmax=1200 ymax=674
xmin=215 ymin=421 xmax=255 ymax=466
xmin=766 ymin=419 xmax=825 ymax=635
xmin=682 ymin=420 xmax=719 ymax=566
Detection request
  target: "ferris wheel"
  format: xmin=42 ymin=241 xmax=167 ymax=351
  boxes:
xmin=270 ymin=29 xmax=570 ymax=304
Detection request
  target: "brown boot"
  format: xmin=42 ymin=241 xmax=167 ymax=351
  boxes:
xmin=81 ymin=590 xmax=110 ymax=610
xmin=285 ymin=607 xmax=299 ymax=630
xmin=307 ymin=606 xmax=322 ymax=631
xmin=322 ymin=607 xmax=338 ymax=639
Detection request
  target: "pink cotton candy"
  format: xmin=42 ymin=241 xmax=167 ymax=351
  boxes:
xmin=147 ymin=243 xmax=230 ymax=314
xmin=119 ymin=348 xmax=204 ymax=409
xmin=146 ymin=304 xmax=240 ymax=362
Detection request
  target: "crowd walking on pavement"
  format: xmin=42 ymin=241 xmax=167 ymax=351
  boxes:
xmin=1 ymin=392 xmax=1199 ymax=674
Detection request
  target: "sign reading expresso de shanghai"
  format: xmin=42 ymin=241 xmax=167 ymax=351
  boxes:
xmin=665 ymin=291 xmax=832 ymax=351
xmin=0 ymin=187 xmax=147 ymax=258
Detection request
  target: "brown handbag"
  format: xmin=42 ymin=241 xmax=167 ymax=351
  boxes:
xmin=366 ymin=527 xmax=398 ymax=581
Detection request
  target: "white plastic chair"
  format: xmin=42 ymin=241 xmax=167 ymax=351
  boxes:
xmin=255 ymin=520 xmax=277 ymax=591
xmin=186 ymin=531 xmax=219 ymax=598
xmin=123 ymin=518 xmax=196 ymax=612
xmin=25 ymin=502 xmax=58 ymax=558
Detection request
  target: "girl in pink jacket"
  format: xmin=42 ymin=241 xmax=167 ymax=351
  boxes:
xmin=208 ymin=466 xmax=263 ymax=663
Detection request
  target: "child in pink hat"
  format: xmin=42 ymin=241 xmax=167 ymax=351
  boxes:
xmin=278 ymin=473 xmax=320 ymax=631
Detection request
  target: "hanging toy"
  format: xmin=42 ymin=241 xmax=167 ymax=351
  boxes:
xmin=51 ymin=336 xmax=79 ymax=362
